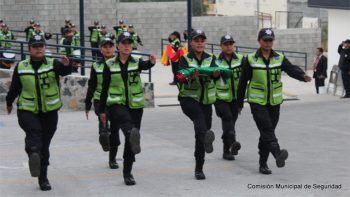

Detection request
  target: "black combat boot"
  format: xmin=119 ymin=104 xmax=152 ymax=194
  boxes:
xmin=231 ymin=141 xmax=241 ymax=156
xmin=270 ymin=142 xmax=288 ymax=168
xmin=222 ymin=144 xmax=235 ymax=160
xmin=38 ymin=166 xmax=51 ymax=191
xmin=109 ymin=147 xmax=119 ymax=169
xmin=204 ymin=130 xmax=215 ymax=153
xmin=194 ymin=160 xmax=206 ymax=180
xmin=259 ymin=143 xmax=272 ymax=175
xmin=123 ymin=161 xmax=135 ymax=185
xmin=129 ymin=128 xmax=141 ymax=154
xmin=28 ymin=147 xmax=41 ymax=177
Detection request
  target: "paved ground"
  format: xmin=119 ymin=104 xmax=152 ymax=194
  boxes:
xmin=1 ymin=64 xmax=350 ymax=196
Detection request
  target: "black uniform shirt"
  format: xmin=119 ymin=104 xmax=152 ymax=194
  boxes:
xmin=85 ymin=58 xmax=105 ymax=111
xmin=338 ymin=44 xmax=350 ymax=72
xmin=237 ymin=49 xmax=306 ymax=108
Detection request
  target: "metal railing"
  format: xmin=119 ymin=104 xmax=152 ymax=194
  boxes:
xmin=0 ymin=39 xmax=153 ymax=82
xmin=161 ymin=39 xmax=308 ymax=71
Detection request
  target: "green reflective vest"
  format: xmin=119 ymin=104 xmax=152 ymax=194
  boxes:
xmin=26 ymin=28 xmax=34 ymax=41
xmin=73 ymin=33 xmax=80 ymax=46
xmin=29 ymin=31 xmax=45 ymax=40
xmin=247 ymin=52 xmax=284 ymax=106
xmin=59 ymin=37 xmax=78 ymax=55
xmin=17 ymin=58 xmax=62 ymax=113
xmin=0 ymin=31 xmax=13 ymax=49
xmin=131 ymin=33 xmax=139 ymax=49
xmin=116 ymin=26 xmax=127 ymax=38
xmin=91 ymin=28 xmax=100 ymax=43
xmin=178 ymin=53 xmax=217 ymax=105
xmin=215 ymin=53 xmax=243 ymax=102
xmin=106 ymin=57 xmax=144 ymax=109
xmin=92 ymin=61 xmax=105 ymax=100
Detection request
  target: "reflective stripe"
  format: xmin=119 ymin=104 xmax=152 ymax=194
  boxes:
xmin=273 ymin=92 xmax=283 ymax=97
xmin=18 ymin=70 xmax=35 ymax=74
xmin=110 ymin=67 xmax=121 ymax=72
xmin=249 ymin=93 xmax=264 ymax=98
xmin=217 ymin=93 xmax=229 ymax=96
xmin=188 ymin=94 xmax=198 ymax=98
xmin=21 ymin=102 xmax=35 ymax=106
xmin=132 ymin=97 xmax=143 ymax=102
xmin=108 ymin=96 xmax=121 ymax=101
xmin=95 ymin=70 xmax=103 ymax=73
xmin=46 ymin=98 xmax=60 ymax=105
xmin=208 ymin=93 xmax=216 ymax=97
xmin=231 ymin=62 xmax=241 ymax=68
xmin=189 ymin=64 xmax=199 ymax=68
xmin=269 ymin=63 xmax=282 ymax=68
xmin=250 ymin=64 xmax=266 ymax=68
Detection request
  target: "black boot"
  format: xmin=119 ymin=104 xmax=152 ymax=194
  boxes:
xmin=204 ymin=130 xmax=215 ymax=153
xmin=109 ymin=147 xmax=119 ymax=169
xmin=28 ymin=148 xmax=41 ymax=177
xmin=270 ymin=142 xmax=288 ymax=168
xmin=231 ymin=141 xmax=241 ymax=156
xmin=99 ymin=128 xmax=110 ymax=152
xmin=195 ymin=160 xmax=206 ymax=180
xmin=123 ymin=161 xmax=135 ymax=185
xmin=38 ymin=166 xmax=51 ymax=191
xmin=259 ymin=144 xmax=272 ymax=175
xmin=259 ymin=165 xmax=272 ymax=175
xmin=129 ymin=128 xmax=141 ymax=154
xmin=222 ymin=144 xmax=235 ymax=160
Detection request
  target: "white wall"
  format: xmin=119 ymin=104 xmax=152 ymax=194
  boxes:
xmin=328 ymin=9 xmax=350 ymax=75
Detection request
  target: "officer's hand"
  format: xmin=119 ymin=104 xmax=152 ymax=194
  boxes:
xmin=149 ymin=55 xmax=156 ymax=65
xmin=140 ymin=42 xmax=144 ymax=46
xmin=304 ymin=74 xmax=312 ymax=82
xmin=61 ymin=56 xmax=70 ymax=66
xmin=85 ymin=110 xmax=89 ymax=120
xmin=7 ymin=105 xmax=12 ymax=115
xmin=212 ymin=70 xmax=221 ymax=78
xmin=100 ymin=113 xmax=107 ymax=128
xmin=191 ymin=70 xmax=199 ymax=80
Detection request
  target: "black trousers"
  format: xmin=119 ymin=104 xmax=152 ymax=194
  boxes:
xmin=93 ymin=100 xmax=120 ymax=148
xmin=314 ymin=77 xmax=325 ymax=94
xmin=108 ymin=104 xmax=143 ymax=163
xmin=214 ymin=100 xmax=238 ymax=145
xmin=250 ymin=103 xmax=280 ymax=165
xmin=179 ymin=97 xmax=212 ymax=163
xmin=17 ymin=110 xmax=58 ymax=167
xmin=90 ymin=42 xmax=99 ymax=60
xmin=171 ymin=61 xmax=179 ymax=83
xmin=341 ymin=71 xmax=350 ymax=96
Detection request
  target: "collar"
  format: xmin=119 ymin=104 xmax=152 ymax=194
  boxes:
xmin=254 ymin=48 xmax=279 ymax=59
xmin=115 ymin=53 xmax=137 ymax=64
xmin=30 ymin=56 xmax=48 ymax=65
xmin=218 ymin=52 xmax=238 ymax=61
xmin=187 ymin=51 xmax=211 ymax=62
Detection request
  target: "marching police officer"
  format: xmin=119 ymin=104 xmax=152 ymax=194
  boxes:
xmin=0 ymin=23 xmax=15 ymax=49
xmin=29 ymin=23 xmax=52 ymax=40
xmin=59 ymin=28 xmax=79 ymax=73
xmin=113 ymin=20 xmax=128 ymax=38
xmin=85 ymin=38 xmax=121 ymax=169
xmin=97 ymin=25 xmax=114 ymax=58
xmin=6 ymin=35 xmax=71 ymax=190
xmin=237 ymin=28 xmax=311 ymax=175
xmin=88 ymin=21 xmax=100 ymax=60
xmin=24 ymin=19 xmax=35 ymax=41
xmin=99 ymin=32 xmax=156 ymax=185
xmin=177 ymin=29 xmax=219 ymax=180
xmin=214 ymin=34 xmax=243 ymax=161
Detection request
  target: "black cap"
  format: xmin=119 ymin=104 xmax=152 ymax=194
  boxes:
xmin=100 ymin=37 xmax=115 ymax=47
xmin=119 ymin=20 xmax=124 ymax=24
xmin=34 ymin=23 xmax=40 ymax=27
xmin=0 ymin=19 xmax=3 ymax=23
xmin=344 ymin=39 xmax=350 ymax=44
xmin=101 ymin=25 xmax=106 ymax=29
xmin=28 ymin=35 xmax=46 ymax=46
xmin=220 ymin=34 xmax=235 ymax=44
xmin=71 ymin=23 xmax=76 ymax=28
xmin=1 ymin=23 xmax=7 ymax=27
xmin=258 ymin=28 xmax=275 ymax=41
xmin=29 ymin=19 xmax=35 ymax=24
xmin=65 ymin=19 xmax=70 ymax=23
xmin=117 ymin=32 xmax=133 ymax=43
xmin=128 ymin=24 xmax=134 ymax=28
xmin=62 ymin=28 xmax=71 ymax=34
xmin=94 ymin=20 xmax=99 ymax=25
xmin=191 ymin=29 xmax=206 ymax=40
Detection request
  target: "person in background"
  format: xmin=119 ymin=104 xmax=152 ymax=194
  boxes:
xmin=312 ymin=47 xmax=327 ymax=94
xmin=338 ymin=40 xmax=350 ymax=98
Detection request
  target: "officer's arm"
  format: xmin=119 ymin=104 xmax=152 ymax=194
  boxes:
xmin=237 ymin=58 xmax=252 ymax=108
xmin=281 ymin=57 xmax=306 ymax=81
xmin=88 ymin=26 xmax=94 ymax=32
xmin=138 ymin=59 xmax=155 ymax=71
xmin=53 ymin=59 xmax=71 ymax=76
xmin=99 ymin=66 xmax=111 ymax=114
xmin=85 ymin=67 xmax=97 ymax=111
xmin=178 ymin=56 xmax=189 ymax=70
xmin=6 ymin=65 xmax=21 ymax=107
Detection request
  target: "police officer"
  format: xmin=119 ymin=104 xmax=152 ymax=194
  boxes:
xmin=70 ymin=24 xmax=80 ymax=46
xmin=97 ymin=25 xmax=114 ymax=59
xmin=24 ymin=19 xmax=35 ymax=41
xmin=99 ymin=32 xmax=156 ymax=185
xmin=214 ymin=34 xmax=243 ymax=161
xmin=85 ymin=38 xmax=121 ymax=169
xmin=128 ymin=25 xmax=143 ymax=50
xmin=113 ymin=20 xmax=128 ymax=38
xmin=6 ymin=35 xmax=71 ymax=190
xmin=29 ymin=23 xmax=52 ymax=40
xmin=88 ymin=21 xmax=100 ymax=60
xmin=177 ymin=29 xmax=219 ymax=180
xmin=237 ymin=28 xmax=312 ymax=175
xmin=59 ymin=28 xmax=78 ymax=73
xmin=338 ymin=39 xmax=350 ymax=98
xmin=60 ymin=19 xmax=71 ymax=35
xmin=0 ymin=23 xmax=15 ymax=49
